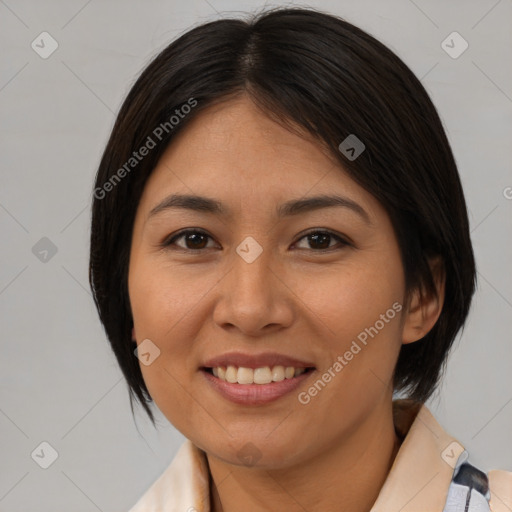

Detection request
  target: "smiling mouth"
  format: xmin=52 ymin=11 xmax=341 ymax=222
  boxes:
xmin=202 ymin=365 xmax=316 ymax=385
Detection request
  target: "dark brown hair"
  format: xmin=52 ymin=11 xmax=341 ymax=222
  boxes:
xmin=89 ymin=7 xmax=476 ymax=425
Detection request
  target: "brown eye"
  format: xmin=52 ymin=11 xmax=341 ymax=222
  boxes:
xmin=161 ymin=229 xmax=350 ymax=253
xmin=294 ymin=231 xmax=349 ymax=251
xmin=162 ymin=230 xmax=215 ymax=251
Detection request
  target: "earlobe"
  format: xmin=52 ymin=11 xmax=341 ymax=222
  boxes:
xmin=402 ymin=257 xmax=445 ymax=345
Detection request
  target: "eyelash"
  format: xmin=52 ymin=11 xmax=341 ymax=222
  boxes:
xmin=160 ymin=229 xmax=351 ymax=253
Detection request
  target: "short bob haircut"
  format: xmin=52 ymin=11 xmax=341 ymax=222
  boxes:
xmin=89 ymin=7 xmax=476 ymax=425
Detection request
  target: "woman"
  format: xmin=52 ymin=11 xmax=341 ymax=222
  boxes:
xmin=89 ymin=7 xmax=512 ymax=512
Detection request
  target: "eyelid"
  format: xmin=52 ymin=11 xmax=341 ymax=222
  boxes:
xmin=161 ymin=228 xmax=218 ymax=250
xmin=294 ymin=228 xmax=353 ymax=248
xmin=161 ymin=228 xmax=352 ymax=252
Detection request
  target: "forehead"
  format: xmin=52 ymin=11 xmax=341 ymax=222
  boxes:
xmin=137 ymin=95 xmax=381 ymax=220
xmin=161 ymin=95 xmax=334 ymax=173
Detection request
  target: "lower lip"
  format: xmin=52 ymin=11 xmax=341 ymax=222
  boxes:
xmin=201 ymin=369 xmax=315 ymax=405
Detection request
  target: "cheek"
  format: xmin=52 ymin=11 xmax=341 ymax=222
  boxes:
xmin=128 ymin=259 xmax=216 ymax=407
xmin=128 ymin=262 xmax=200 ymax=432
xmin=292 ymin=255 xmax=405 ymax=409
xmin=294 ymin=257 xmax=404 ymax=342
xmin=129 ymin=259 xmax=211 ymax=341
xmin=294 ymin=263 xmax=404 ymax=421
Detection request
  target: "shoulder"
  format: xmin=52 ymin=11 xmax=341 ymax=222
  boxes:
xmin=128 ymin=439 xmax=208 ymax=512
xmin=488 ymin=469 xmax=512 ymax=512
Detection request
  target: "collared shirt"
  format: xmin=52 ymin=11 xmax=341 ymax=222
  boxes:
xmin=129 ymin=399 xmax=512 ymax=512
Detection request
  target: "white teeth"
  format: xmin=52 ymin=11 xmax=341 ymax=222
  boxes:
xmin=237 ymin=367 xmax=253 ymax=384
xmin=253 ymin=367 xmax=272 ymax=384
xmin=210 ymin=365 xmax=309 ymax=384
xmin=271 ymin=366 xmax=285 ymax=381
xmin=225 ymin=365 xmax=238 ymax=383
xmin=285 ymin=367 xmax=295 ymax=379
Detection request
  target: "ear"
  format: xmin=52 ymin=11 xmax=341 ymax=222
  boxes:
xmin=402 ymin=256 xmax=445 ymax=345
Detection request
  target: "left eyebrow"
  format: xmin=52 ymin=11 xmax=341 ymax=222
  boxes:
xmin=147 ymin=193 xmax=371 ymax=224
xmin=277 ymin=194 xmax=371 ymax=224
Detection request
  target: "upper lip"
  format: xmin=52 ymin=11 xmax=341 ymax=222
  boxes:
xmin=202 ymin=351 xmax=315 ymax=370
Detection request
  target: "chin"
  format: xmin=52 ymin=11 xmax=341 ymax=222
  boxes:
xmin=206 ymin=436 xmax=305 ymax=470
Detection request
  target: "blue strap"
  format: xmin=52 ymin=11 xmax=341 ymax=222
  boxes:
xmin=443 ymin=451 xmax=491 ymax=512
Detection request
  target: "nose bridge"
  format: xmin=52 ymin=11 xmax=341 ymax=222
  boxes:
xmin=231 ymin=234 xmax=274 ymax=303
xmin=213 ymin=234 xmax=291 ymax=332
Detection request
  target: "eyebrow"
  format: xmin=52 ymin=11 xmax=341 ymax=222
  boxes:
xmin=147 ymin=193 xmax=371 ymax=224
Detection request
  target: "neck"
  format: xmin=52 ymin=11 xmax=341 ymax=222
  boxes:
xmin=207 ymin=400 xmax=401 ymax=512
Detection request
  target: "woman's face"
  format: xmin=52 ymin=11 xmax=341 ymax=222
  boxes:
xmin=128 ymin=94 xmax=408 ymax=468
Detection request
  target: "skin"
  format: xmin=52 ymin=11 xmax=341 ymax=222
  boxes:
xmin=128 ymin=93 xmax=444 ymax=512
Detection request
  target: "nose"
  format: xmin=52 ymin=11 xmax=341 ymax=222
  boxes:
xmin=212 ymin=239 xmax=294 ymax=336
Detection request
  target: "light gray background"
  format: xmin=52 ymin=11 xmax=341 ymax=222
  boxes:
xmin=1 ymin=0 xmax=511 ymax=510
